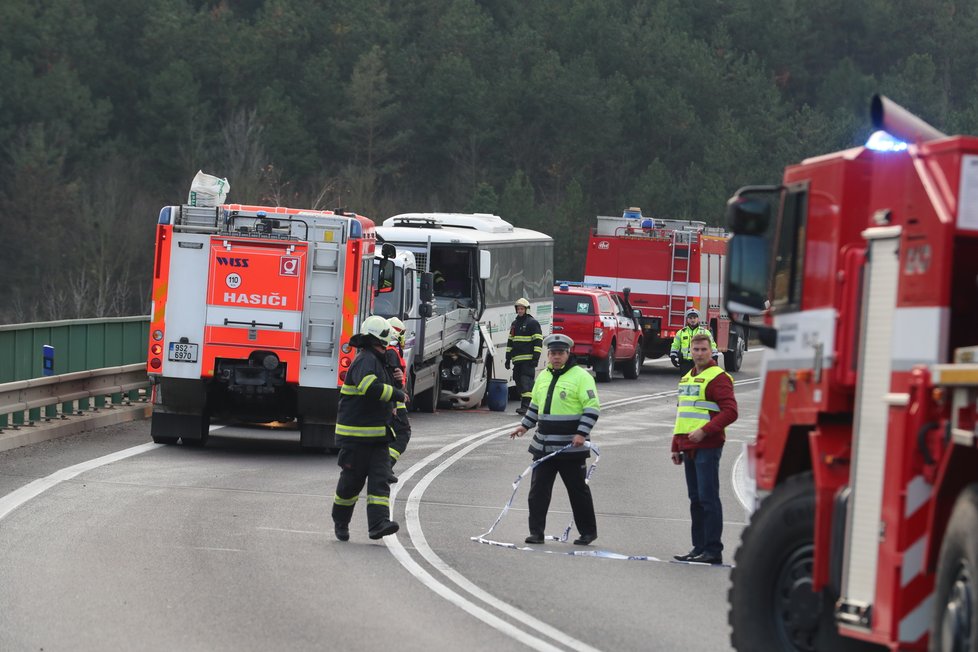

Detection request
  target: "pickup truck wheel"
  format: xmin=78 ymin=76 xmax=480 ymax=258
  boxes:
xmin=595 ymin=345 xmax=614 ymax=383
xmin=623 ymin=346 xmax=643 ymax=379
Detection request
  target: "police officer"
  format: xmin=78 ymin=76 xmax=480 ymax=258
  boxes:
xmin=671 ymin=333 xmax=738 ymax=564
xmin=509 ymin=334 xmax=600 ymax=546
xmin=385 ymin=317 xmax=411 ymax=484
xmin=670 ymin=308 xmax=718 ymax=377
xmin=505 ymin=297 xmax=543 ymax=415
xmin=332 ymin=315 xmax=406 ymax=542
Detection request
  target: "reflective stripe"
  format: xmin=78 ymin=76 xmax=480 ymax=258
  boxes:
xmin=677 ymin=399 xmax=719 ymax=410
xmin=389 ymin=448 xmax=400 ymax=460
xmin=357 ymin=375 xmax=377 ymax=394
xmin=512 ymin=354 xmax=535 ymax=362
xmin=396 ymin=401 xmax=407 ymax=409
xmin=539 ymin=414 xmax=582 ymax=422
xmin=367 ymin=495 xmax=390 ymax=506
xmin=333 ymin=494 xmax=358 ymax=506
xmin=335 ymin=424 xmax=387 ymax=437
xmin=340 ymin=385 xmax=360 ymax=395
xmin=378 ymin=384 xmax=393 ymax=402
xmin=511 ymin=335 xmax=536 ymax=342
xmin=677 ymin=411 xmax=711 ymax=421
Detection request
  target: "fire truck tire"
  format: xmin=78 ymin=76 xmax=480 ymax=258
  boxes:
xmin=724 ymin=328 xmax=745 ymax=373
xmin=931 ymin=483 xmax=978 ymax=652
xmin=595 ymin=345 xmax=615 ymax=383
xmin=729 ymin=472 xmax=881 ymax=652
xmin=622 ymin=345 xmax=643 ymax=379
xmin=151 ymin=435 xmax=179 ymax=445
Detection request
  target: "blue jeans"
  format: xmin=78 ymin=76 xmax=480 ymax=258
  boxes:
xmin=683 ymin=447 xmax=723 ymax=556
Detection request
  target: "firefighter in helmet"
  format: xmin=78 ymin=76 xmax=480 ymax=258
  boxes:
xmin=384 ymin=317 xmax=411 ymax=484
xmin=670 ymin=308 xmax=718 ymax=377
xmin=505 ymin=297 xmax=543 ymax=415
xmin=332 ymin=315 xmax=405 ymax=541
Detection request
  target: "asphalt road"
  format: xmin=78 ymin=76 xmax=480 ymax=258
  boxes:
xmin=0 ymin=352 xmax=762 ymax=652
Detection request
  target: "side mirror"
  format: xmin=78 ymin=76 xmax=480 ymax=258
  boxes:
xmin=419 ymin=303 xmax=433 ymax=318
xmin=632 ymin=309 xmax=642 ymax=323
xmin=376 ymin=258 xmax=395 ymax=294
xmin=381 ymin=242 xmax=396 ymax=259
xmin=726 ymin=187 xmax=779 ymax=236
xmin=479 ymin=249 xmax=491 ymax=280
xmin=419 ymin=271 xmax=434 ymax=303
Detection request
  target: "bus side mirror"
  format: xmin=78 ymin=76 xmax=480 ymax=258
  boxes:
xmin=420 ymin=271 xmax=434 ymax=303
xmin=479 ymin=249 xmax=491 ymax=280
xmin=376 ymin=259 xmax=395 ymax=294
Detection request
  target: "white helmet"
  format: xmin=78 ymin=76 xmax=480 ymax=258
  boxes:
xmin=387 ymin=317 xmax=405 ymax=335
xmin=514 ymin=297 xmax=531 ymax=309
xmin=685 ymin=308 xmax=699 ymax=319
xmin=360 ymin=315 xmax=392 ymax=343
xmin=543 ymin=333 xmax=574 ymax=351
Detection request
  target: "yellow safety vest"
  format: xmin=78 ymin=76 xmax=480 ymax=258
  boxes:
xmin=673 ymin=365 xmax=729 ymax=435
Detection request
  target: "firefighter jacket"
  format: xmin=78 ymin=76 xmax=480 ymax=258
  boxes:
xmin=384 ymin=345 xmax=408 ymax=411
xmin=336 ymin=346 xmax=405 ymax=445
xmin=670 ymin=325 xmax=717 ymax=360
xmin=672 ymin=363 xmax=737 ymax=452
xmin=506 ymin=313 xmax=543 ymax=365
xmin=520 ymin=360 xmax=600 ymax=460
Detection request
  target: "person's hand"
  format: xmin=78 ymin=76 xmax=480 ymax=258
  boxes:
xmin=504 ymin=360 xmax=511 ymax=370
xmin=393 ymin=368 xmax=405 ymax=384
xmin=670 ymin=352 xmax=680 ymax=368
xmin=687 ymin=428 xmax=705 ymax=444
xmin=571 ymin=434 xmax=586 ymax=448
xmin=510 ymin=425 xmax=528 ymax=439
xmin=671 ymin=451 xmax=683 ymax=465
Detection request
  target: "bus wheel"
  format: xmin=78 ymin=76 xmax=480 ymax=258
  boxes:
xmin=932 ymin=484 xmax=978 ymax=652
xmin=729 ymin=473 xmax=882 ymax=652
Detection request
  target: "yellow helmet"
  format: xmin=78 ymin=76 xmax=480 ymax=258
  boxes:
xmin=514 ymin=298 xmax=531 ymax=309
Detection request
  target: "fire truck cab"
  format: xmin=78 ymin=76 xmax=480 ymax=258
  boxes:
xmin=147 ymin=203 xmax=385 ymax=451
xmin=726 ymin=96 xmax=978 ymax=651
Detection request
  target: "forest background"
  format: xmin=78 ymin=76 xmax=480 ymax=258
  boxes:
xmin=2 ymin=0 xmax=976 ymax=323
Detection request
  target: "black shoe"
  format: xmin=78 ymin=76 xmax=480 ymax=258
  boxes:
xmin=524 ymin=534 xmax=544 ymax=544
xmin=334 ymin=523 xmax=350 ymax=542
xmin=573 ymin=533 xmax=597 ymax=546
xmin=686 ymin=552 xmax=723 ymax=565
xmin=515 ymin=407 xmax=527 ymax=415
xmin=368 ymin=521 xmax=400 ymax=540
xmin=388 ymin=472 xmax=399 ymax=484
xmin=673 ymin=549 xmax=700 ymax=562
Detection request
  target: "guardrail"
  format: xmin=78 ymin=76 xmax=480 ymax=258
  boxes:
xmin=0 ymin=364 xmax=149 ymax=432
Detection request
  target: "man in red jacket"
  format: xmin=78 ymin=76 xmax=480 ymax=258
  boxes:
xmin=671 ymin=333 xmax=738 ymax=565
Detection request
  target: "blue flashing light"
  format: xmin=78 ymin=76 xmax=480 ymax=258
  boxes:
xmin=349 ymin=219 xmax=363 ymax=239
xmin=640 ymin=218 xmax=654 ymax=230
xmin=623 ymin=208 xmax=643 ymax=219
xmin=865 ymin=130 xmax=908 ymax=152
xmin=158 ymin=206 xmax=172 ymax=225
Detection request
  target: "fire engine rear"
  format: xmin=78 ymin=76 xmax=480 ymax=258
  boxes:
xmin=583 ymin=208 xmax=747 ymax=371
xmin=147 ymin=204 xmax=381 ymax=451
xmin=725 ymin=96 xmax=978 ymax=651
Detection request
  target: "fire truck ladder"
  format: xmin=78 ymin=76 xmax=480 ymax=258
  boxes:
xmin=668 ymin=229 xmax=693 ymax=329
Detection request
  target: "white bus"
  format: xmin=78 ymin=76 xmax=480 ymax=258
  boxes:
xmin=375 ymin=213 xmax=553 ymax=409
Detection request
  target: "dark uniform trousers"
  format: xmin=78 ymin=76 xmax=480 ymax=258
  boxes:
xmin=332 ymin=442 xmax=392 ymax=531
xmin=678 ymin=358 xmax=694 ymax=378
xmin=513 ymin=362 xmax=536 ymax=406
xmin=387 ymin=407 xmax=412 ymax=465
xmin=527 ymin=455 xmax=597 ymax=538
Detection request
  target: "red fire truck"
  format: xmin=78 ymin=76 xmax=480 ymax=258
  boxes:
xmin=146 ymin=203 xmax=389 ymax=451
xmin=583 ymin=209 xmax=747 ymax=371
xmin=726 ymin=96 xmax=978 ymax=651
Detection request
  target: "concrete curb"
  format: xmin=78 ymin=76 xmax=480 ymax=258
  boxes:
xmin=0 ymin=404 xmax=152 ymax=453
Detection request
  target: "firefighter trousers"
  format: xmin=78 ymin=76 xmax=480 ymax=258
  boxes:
xmin=513 ymin=362 xmax=536 ymax=407
xmin=527 ymin=454 xmax=596 ymax=538
xmin=332 ymin=441 xmax=393 ymax=532
xmin=387 ymin=407 xmax=412 ymax=466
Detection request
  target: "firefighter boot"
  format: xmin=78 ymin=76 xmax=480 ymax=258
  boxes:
xmin=516 ymin=397 xmax=530 ymax=416
xmin=368 ymin=521 xmax=400 ymax=539
xmin=334 ymin=522 xmax=350 ymax=542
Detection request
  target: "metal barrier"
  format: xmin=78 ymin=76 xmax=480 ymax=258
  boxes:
xmin=0 ymin=316 xmax=150 ymax=383
xmin=0 ymin=364 xmax=149 ymax=432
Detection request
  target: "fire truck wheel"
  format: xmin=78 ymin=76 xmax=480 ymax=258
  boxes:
xmin=622 ymin=345 xmax=643 ymax=379
xmin=595 ymin=345 xmax=615 ymax=382
xmin=931 ymin=483 xmax=978 ymax=652
xmin=151 ymin=435 xmax=179 ymax=445
xmin=724 ymin=327 xmax=745 ymax=373
xmin=729 ymin=472 xmax=881 ymax=652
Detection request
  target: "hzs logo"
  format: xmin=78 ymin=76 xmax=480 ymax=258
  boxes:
xmin=216 ymin=257 xmax=250 ymax=268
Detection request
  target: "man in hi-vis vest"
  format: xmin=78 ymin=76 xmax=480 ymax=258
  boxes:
xmin=671 ymin=332 xmax=737 ymax=565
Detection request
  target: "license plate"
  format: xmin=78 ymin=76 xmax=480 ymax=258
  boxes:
xmin=168 ymin=342 xmax=199 ymax=363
